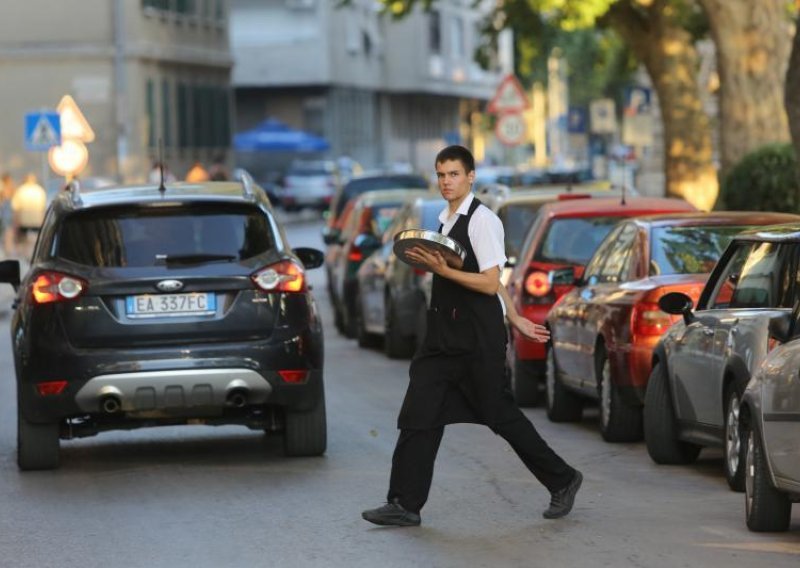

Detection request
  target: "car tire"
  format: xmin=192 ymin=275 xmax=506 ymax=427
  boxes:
xmin=724 ymin=378 xmax=748 ymax=492
xmin=745 ymin=425 xmax=792 ymax=532
xmin=643 ymin=362 xmax=701 ymax=465
xmin=355 ymin=292 xmax=380 ymax=349
xmin=384 ymin=295 xmax=414 ymax=359
xmin=597 ymin=345 xmax=642 ymax=442
xmin=513 ymin=355 xmax=542 ymax=407
xmin=17 ymin=413 xmax=60 ymax=471
xmin=284 ymin=392 xmax=327 ymax=457
xmin=545 ymin=346 xmax=583 ymax=422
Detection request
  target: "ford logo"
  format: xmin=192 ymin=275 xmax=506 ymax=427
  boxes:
xmin=156 ymin=279 xmax=184 ymax=292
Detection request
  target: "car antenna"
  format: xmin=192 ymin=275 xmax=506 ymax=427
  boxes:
xmin=621 ymin=182 xmax=627 ymax=206
xmin=158 ymin=138 xmax=166 ymax=194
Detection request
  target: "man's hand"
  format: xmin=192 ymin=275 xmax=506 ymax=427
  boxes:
xmin=404 ymin=245 xmax=449 ymax=275
xmin=509 ymin=314 xmax=550 ymax=343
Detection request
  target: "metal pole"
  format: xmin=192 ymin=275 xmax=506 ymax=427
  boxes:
xmin=113 ymin=0 xmax=128 ymax=182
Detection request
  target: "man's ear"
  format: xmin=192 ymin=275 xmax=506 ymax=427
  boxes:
xmin=467 ymin=170 xmax=475 ymax=185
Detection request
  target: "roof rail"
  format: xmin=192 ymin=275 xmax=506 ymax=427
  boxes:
xmin=234 ymin=168 xmax=255 ymax=198
xmin=65 ymin=179 xmax=82 ymax=206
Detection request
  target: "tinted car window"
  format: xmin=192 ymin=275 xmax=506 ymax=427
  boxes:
xmin=587 ymin=223 xmax=637 ymax=283
xmin=649 ymin=225 xmax=745 ymax=276
xmin=709 ymin=242 xmax=796 ymax=309
xmin=498 ymin=202 xmax=544 ymax=259
xmin=535 ymin=216 xmax=621 ymax=265
xmin=337 ymin=175 xmax=428 ymax=217
xmin=56 ymin=204 xmax=275 ymax=267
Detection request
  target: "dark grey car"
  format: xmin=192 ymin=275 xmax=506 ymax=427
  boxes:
xmin=646 ymin=223 xmax=800 ymax=491
xmin=0 ymin=173 xmax=326 ymax=470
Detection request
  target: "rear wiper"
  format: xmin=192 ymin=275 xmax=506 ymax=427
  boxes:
xmin=157 ymin=254 xmax=237 ymax=266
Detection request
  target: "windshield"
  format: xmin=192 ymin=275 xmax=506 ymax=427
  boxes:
xmin=56 ymin=204 xmax=275 ymax=267
xmin=649 ymin=225 xmax=747 ymax=275
xmin=337 ymin=175 xmax=428 ymax=217
xmin=536 ymin=216 xmax=621 ymax=265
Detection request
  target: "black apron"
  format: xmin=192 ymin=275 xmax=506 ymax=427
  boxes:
xmin=397 ymin=197 xmax=520 ymax=430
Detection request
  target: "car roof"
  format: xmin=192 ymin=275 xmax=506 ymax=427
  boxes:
xmin=354 ymin=188 xmax=430 ymax=206
xmin=52 ymin=181 xmax=269 ymax=211
xmin=537 ymin=196 xmax=695 ymax=218
xmin=629 ymin=211 xmax=800 ymax=228
xmin=733 ymin=221 xmax=800 ymax=242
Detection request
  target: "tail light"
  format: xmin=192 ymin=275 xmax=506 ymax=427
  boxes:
xmin=31 ymin=271 xmax=87 ymax=304
xmin=36 ymin=380 xmax=68 ymax=396
xmin=278 ymin=370 xmax=309 ymax=384
xmin=252 ymin=260 xmax=306 ymax=293
xmin=348 ymin=247 xmax=364 ymax=263
xmin=524 ymin=270 xmax=551 ymax=298
xmin=631 ymin=301 xmax=676 ymax=337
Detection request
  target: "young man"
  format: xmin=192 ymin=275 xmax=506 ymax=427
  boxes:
xmin=362 ymin=145 xmax=582 ymax=527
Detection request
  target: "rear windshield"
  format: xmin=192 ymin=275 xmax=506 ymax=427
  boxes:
xmin=498 ymin=202 xmax=545 ymax=259
xmin=536 ymin=216 xmax=621 ymax=265
xmin=338 ymin=175 xmax=428 ymax=217
xmin=650 ymin=225 xmax=746 ymax=276
xmin=369 ymin=203 xmax=404 ymax=236
xmin=56 ymin=204 xmax=275 ymax=267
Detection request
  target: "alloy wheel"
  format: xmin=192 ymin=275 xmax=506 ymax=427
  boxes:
xmin=745 ymin=430 xmax=755 ymax=518
xmin=726 ymin=391 xmax=742 ymax=477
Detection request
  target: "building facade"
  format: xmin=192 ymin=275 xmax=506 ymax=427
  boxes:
xmin=230 ymin=0 xmax=511 ymax=179
xmin=0 ymin=0 xmax=233 ymax=184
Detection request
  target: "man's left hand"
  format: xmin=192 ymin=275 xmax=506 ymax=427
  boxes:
xmin=405 ymin=245 xmax=448 ymax=275
xmin=511 ymin=316 xmax=550 ymax=343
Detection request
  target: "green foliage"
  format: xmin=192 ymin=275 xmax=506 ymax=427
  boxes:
xmin=718 ymin=143 xmax=800 ymax=212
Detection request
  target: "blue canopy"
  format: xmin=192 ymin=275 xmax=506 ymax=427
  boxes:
xmin=233 ymin=118 xmax=330 ymax=152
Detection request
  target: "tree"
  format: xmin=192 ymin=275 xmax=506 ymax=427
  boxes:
xmin=697 ymin=0 xmax=792 ymax=178
xmin=784 ymin=7 xmax=800 ymax=179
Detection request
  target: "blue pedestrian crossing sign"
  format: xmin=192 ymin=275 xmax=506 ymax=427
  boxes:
xmin=25 ymin=111 xmax=61 ymax=151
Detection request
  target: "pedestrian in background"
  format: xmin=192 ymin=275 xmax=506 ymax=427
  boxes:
xmin=11 ymin=174 xmax=46 ymax=261
xmin=0 ymin=173 xmax=17 ymax=258
xmin=362 ymin=145 xmax=583 ymax=527
xmin=185 ymin=161 xmax=210 ymax=182
xmin=208 ymin=156 xmax=229 ymax=181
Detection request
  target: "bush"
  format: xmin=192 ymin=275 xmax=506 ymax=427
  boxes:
xmin=718 ymin=143 xmax=800 ymax=212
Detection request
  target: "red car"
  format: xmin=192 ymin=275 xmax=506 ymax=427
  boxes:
xmin=506 ymin=196 xmax=696 ymax=406
xmin=544 ymin=212 xmax=800 ymax=442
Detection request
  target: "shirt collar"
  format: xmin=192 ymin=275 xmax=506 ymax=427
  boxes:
xmin=438 ymin=192 xmax=475 ymax=224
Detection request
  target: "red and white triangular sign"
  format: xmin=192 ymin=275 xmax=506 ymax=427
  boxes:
xmin=487 ymin=74 xmax=530 ymax=114
xmin=57 ymin=95 xmax=95 ymax=142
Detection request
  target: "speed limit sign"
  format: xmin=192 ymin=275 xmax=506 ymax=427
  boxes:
xmin=495 ymin=113 xmax=527 ymax=146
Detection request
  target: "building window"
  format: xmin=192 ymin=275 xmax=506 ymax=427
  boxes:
xmin=451 ymin=17 xmax=465 ymax=58
xmin=177 ymin=83 xmax=191 ymax=148
xmin=162 ymin=79 xmax=172 ymax=147
xmin=146 ymin=79 xmax=156 ymax=149
xmin=429 ymin=10 xmax=441 ymax=54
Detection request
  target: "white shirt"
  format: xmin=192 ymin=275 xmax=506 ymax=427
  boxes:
xmin=438 ymin=192 xmax=507 ymax=273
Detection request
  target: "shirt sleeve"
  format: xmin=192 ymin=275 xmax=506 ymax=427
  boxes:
xmin=468 ymin=207 xmax=507 ymax=273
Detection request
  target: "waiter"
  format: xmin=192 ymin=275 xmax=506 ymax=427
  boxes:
xmin=362 ymin=145 xmax=582 ymax=527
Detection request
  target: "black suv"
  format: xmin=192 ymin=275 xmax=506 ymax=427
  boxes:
xmin=0 ymin=172 xmax=326 ymax=470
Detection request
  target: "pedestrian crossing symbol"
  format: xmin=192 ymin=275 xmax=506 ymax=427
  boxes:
xmin=25 ymin=111 xmax=61 ymax=151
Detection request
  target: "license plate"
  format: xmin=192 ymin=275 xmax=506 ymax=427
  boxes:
xmin=126 ymin=293 xmax=216 ymax=318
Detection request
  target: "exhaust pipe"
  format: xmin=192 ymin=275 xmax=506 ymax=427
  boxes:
xmin=226 ymin=388 xmax=249 ymax=408
xmin=100 ymin=395 xmax=122 ymax=414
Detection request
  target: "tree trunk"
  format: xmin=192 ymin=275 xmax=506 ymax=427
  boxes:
xmin=605 ymin=0 xmax=718 ymax=210
xmin=785 ymin=17 xmax=800 ymax=180
xmin=699 ymin=0 xmax=791 ymax=179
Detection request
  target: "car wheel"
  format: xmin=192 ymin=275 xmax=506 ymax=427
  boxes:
xmin=545 ymin=346 xmax=583 ymax=422
xmin=384 ymin=295 xmax=415 ymax=359
xmin=745 ymin=424 xmax=792 ymax=532
xmin=597 ymin=345 xmax=642 ymax=442
xmin=355 ymin=292 xmax=380 ymax=349
xmin=643 ymin=361 xmax=701 ymax=465
xmin=513 ymin=355 xmax=542 ymax=407
xmin=17 ymin=413 xmax=60 ymax=471
xmin=284 ymin=391 xmax=327 ymax=457
xmin=724 ymin=378 xmax=748 ymax=492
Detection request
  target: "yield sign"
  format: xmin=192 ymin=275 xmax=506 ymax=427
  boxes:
xmin=487 ymin=74 xmax=530 ymax=114
xmin=24 ymin=111 xmax=61 ymax=151
xmin=57 ymin=95 xmax=95 ymax=142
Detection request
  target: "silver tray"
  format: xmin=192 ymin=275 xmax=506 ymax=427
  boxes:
xmin=393 ymin=229 xmax=466 ymax=271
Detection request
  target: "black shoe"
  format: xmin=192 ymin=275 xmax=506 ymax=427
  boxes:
xmin=543 ymin=470 xmax=583 ymax=519
xmin=362 ymin=501 xmax=421 ymax=527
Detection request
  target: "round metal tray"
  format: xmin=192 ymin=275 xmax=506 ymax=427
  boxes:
xmin=393 ymin=229 xmax=466 ymax=271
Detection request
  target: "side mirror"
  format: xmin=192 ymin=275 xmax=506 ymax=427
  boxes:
xmin=322 ymin=227 xmax=341 ymax=246
xmin=549 ymin=266 xmax=576 ymax=286
xmin=658 ymin=291 xmax=695 ymax=324
xmin=0 ymin=259 xmax=20 ymax=290
xmin=768 ymin=312 xmax=792 ymax=344
xmin=294 ymin=247 xmax=324 ymax=269
xmin=354 ymin=232 xmax=381 ymax=251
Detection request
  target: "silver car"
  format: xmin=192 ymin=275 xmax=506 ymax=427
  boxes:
xmin=740 ymin=320 xmax=800 ymax=531
xmin=646 ymin=223 xmax=800 ymax=492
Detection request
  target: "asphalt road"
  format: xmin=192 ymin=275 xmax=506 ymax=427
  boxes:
xmin=0 ymin=216 xmax=796 ymax=568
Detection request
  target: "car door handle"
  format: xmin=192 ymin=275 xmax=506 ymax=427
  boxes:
xmin=702 ymin=328 xmax=714 ymax=336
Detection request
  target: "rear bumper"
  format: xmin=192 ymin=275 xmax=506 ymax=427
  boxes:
xmin=513 ymin=304 xmax=551 ymax=361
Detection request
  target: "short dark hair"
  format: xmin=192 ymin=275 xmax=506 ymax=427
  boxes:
xmin=435 ymin=145 xmax=475 ymax=173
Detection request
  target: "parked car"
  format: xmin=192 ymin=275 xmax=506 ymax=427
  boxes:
xmin=545 ymin=212 xmax=800 ymax=442
xmin=322 ymin=172 xmax=430 ymax=244
xmin=645 ymin=222 xmax=800 ymax=491
xmin=741 ymin=325 xmax=800 ymax=532
xmin=282 ymin=159 xmax=339 ymax=211
xmin=356 ymin=195 xmax=446 ymax=357
xmin=326 ymin=188 xmax=428 ymax=338
xmin=0 ymin=172 xmax=327 ymax=470
xmin=506 ymin=197 xmax=697 ymax=406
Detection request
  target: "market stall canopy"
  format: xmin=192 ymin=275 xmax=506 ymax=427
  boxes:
xmin=233 ymin=118 xmax=330 ymax=152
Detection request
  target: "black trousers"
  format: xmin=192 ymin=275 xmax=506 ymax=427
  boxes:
xmin=387 ymin=415 xmax=575 ymax=514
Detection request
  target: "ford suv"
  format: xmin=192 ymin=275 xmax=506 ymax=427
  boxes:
xmin=0 ymin=172 xmax=326 ymax=470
